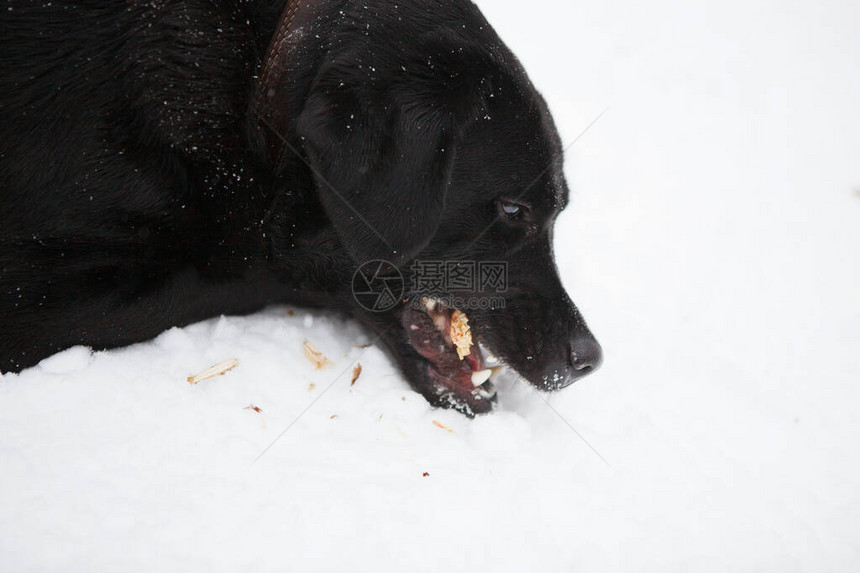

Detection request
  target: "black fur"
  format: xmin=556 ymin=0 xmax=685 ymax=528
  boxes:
xmin=1 ymin=0 xmax=601 ymax=415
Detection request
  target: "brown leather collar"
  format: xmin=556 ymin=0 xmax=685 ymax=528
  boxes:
xmin=257 ymin=0 xmax=304 ymax=100
xmin=255 ymin=0 xmax=327 ymax=166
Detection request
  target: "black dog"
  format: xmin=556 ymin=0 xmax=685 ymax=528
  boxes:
xmin=0 ymin=0 xmax=601 ymax=415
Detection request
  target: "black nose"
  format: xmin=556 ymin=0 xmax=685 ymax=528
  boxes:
xmin=564 ymin=335 xmax=603 ymax=385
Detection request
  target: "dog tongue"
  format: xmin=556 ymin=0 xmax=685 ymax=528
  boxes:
xmin=464 ymin=343 xmax=485 ymax=372
xmin=403 ymin=307 xmax=485 ymax=373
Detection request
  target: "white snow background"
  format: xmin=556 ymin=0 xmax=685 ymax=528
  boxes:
xmin=2 ymin=0 xmax=859 ymax=571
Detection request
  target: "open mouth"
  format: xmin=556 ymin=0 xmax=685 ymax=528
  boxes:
xmin=401 ymin=296 xmax=500 ymax=415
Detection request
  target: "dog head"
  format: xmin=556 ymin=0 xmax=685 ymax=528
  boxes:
xmin=272 ymin=0 xmax=602 ymax=414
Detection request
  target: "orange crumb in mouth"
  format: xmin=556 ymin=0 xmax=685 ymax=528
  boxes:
xmin=449 ymin=310 xmax=473 ymax=360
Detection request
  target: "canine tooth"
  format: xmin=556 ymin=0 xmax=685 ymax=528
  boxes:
xmin=423 ymin=297 xmax=438 ymax=312
xmin=489 ymin=366 xmax=504 ymax=380
xmin=471 ymin=369 xmax=492 ymax=386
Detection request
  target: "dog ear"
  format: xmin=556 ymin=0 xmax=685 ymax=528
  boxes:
xmin=296 ymin=73 xmax=465 ymax=266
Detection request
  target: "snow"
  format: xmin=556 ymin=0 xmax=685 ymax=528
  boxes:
xmin=2 ymin=0 xmax=859 ymax=570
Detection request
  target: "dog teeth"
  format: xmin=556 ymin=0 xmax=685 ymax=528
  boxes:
xmin=423 ymin=297 xmax=439 ymax=312
xmin=433 ymin=312 xmax=448 ymax=337
xmin=477 ymin=386 xmax=497 ymax=399
xmin=471 ymin=369 xmax=492 ymax=386
xmin=489 ymin=366 xmax=504 ymax=380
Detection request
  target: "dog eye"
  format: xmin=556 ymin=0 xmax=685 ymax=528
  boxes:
xmin=498 ymin=200 xmax=529 ymax=221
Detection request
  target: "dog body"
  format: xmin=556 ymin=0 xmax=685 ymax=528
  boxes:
xmin=1 ymin=0 xmax=601 ymax=415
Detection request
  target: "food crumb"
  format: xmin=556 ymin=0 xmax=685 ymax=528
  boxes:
xmin=244 ymin=405 xmax=262 ymax=413
xmin=186 ymin=359 xmax=239 ymax=385
xmin=422 ymin=472 xmax=430 ymax=477
xmin=350 ymin=363 xmax=362 ymax=386
xmin=308 ymin=383 xmax=316 ymax=392
xmin=432 ymin=420 xmax=453 ymax=433
xmin=330 ymin=414 xmax=338 ymax=420
xmin=450 ymin=310 xmax=473 ymax=360
xmin=303 ymin=341 xmax=333 ymax=370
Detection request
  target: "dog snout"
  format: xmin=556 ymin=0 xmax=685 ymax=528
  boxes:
xmin=571 ymin=335 xmax=602 ymax=373
xmin=559 ymin=334 xmax=603 ymax=387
